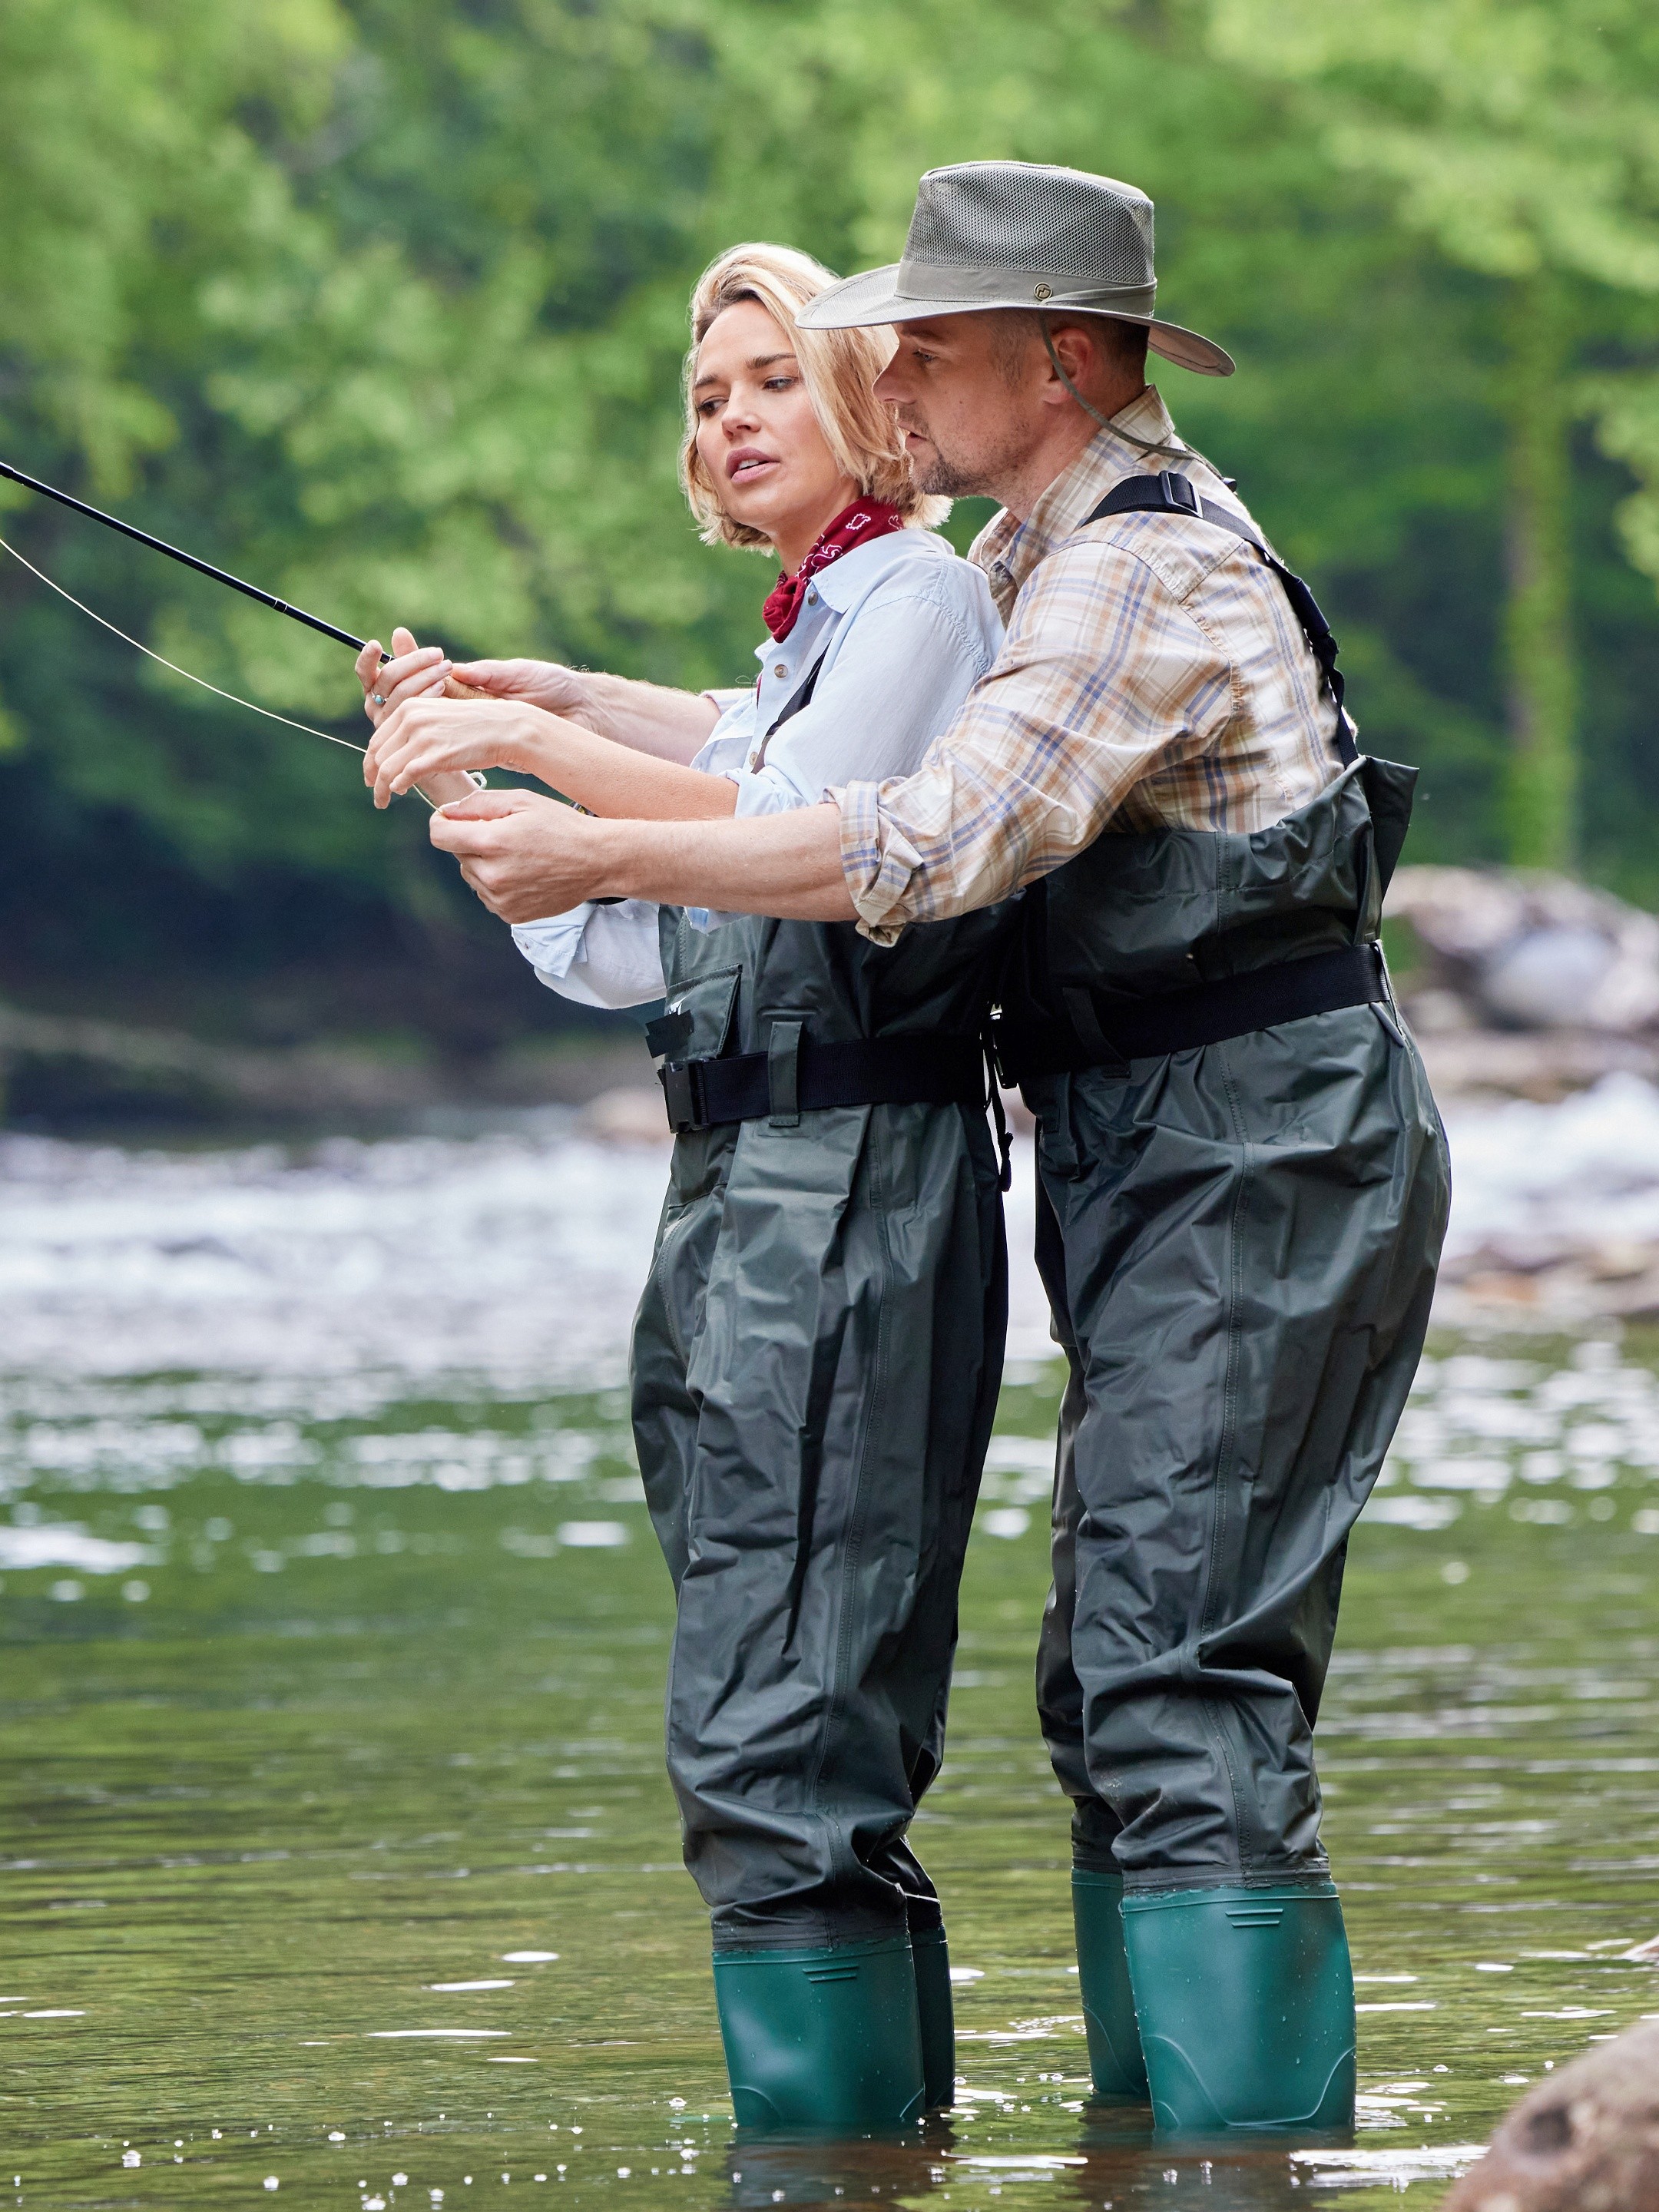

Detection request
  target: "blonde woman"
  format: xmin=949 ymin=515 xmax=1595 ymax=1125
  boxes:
xmin=360 ymin=245 xmax=1013 ymax=2134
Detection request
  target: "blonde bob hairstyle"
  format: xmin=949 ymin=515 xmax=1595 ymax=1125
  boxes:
xmin=680 ymin=241 xmax=950 ymax=552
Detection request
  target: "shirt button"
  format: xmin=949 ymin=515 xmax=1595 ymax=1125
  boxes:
xmin=806 ymin=588 xmax=817 ymax=603
xmin=773 ymin=664 xmax=786 ymax=677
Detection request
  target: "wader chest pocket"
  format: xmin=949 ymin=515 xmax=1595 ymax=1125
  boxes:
xmin=653 ymin=966 xmax=741 ymax=1060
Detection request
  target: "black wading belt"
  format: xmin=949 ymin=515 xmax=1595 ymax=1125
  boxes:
xmin=991 ymin=469 xmax=1389 ymax=1085
xmin=647 ymin=1018 xmax=988 ymax=1135
xmin=993 ymin=942 xmax=1390 ymax=1082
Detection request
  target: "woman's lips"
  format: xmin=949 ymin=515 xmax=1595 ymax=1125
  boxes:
xmin=727 ymin=449 xmax=778 ymax=482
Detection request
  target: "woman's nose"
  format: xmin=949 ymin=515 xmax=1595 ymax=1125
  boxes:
xmin=723 ymin=386 xmax=761 ymax=433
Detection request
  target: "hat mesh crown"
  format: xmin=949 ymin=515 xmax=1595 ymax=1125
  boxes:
xmin=906 ymin=164 xmax=1154 ymax=288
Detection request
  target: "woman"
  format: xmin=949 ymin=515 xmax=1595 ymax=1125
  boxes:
xmin=359 ymin=245 xmax=1015 ymax=2134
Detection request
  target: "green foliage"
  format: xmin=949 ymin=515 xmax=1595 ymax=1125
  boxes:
xmin=2 ymin=0 xmax=1658 ymax=1005
xmin=1208 ymin=0 xmax=1659 ymax=286
xmin=1207 ymin=0 xmax=1659 ymax=866
xmin=0 ymin=0 xmax=346 ymax=490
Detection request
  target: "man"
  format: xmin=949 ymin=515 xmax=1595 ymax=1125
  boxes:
xmin=428 ymin=161 xmax=1450 ymax=2134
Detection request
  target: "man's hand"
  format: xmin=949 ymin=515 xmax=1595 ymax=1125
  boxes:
xmin=430 ymin=788 xmax=610 ymax=922
xmin=430 ymin=787 xmax=859 ymax=926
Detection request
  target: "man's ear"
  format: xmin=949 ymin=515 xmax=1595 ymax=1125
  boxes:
xmin=1042 ymin=320 xmax=1108 ymax=409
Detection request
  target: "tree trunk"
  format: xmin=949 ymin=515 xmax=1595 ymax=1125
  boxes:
xmin=1502 ymin=276 xmax=1578 ymax=869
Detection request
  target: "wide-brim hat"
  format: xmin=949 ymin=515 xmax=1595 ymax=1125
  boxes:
xmin=797 ymin=161 xmax=1233 ymax=378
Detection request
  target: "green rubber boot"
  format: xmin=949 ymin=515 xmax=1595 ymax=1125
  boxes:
xmin=1121 ymin=1880 xmax=1356 ymax=2134
xmin=1071 ymin=1870 xmax=1148 ymax=2101
xmin=713 ymin=1936 xmax=926 ymax=2132
xmin=909 ymin=1920 xmax=956 ymax=2112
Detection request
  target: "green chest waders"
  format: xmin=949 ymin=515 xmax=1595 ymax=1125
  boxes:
xmin=631 ymin=866 xmax=1015 ymax=2130
xmin=994 ymin=473 xmax=1451 ymax=2134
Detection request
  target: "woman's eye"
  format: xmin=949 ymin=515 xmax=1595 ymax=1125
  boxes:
xmin=763 ymin=376 xmax=796 ymax=392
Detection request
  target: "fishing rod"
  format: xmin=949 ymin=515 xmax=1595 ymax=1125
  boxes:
xmin=0 ymin=456 xmax=495 ymax=807
xmin=0 ymin=457 xmax=379 ymax=656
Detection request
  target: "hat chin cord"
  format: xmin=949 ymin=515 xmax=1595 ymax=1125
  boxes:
xmin=1040 ymin=320 xmax=1190 ymax=465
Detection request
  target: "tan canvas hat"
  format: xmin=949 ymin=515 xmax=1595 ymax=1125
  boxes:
xmin=796 ymin=161 xmax=1233 ymax=377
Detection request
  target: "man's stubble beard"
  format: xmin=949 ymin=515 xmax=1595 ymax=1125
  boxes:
xmin=902 ymin=412 xmax=1031 ymax=502
xmin=910 ymin=439 xmax=988 ymax=500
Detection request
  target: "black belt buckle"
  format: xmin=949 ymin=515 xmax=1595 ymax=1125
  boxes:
xmin=657 ymin=1058 xmax=705 ymax=1135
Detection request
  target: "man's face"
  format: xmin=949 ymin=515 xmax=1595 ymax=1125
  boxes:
xmin=873 ymin=313 xmax=1041 ymax=499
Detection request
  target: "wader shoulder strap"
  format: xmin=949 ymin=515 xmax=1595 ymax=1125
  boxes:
xmin=1085 ymin=472 xmax=1358 ymax=767
xmin=992 ymin=474 xmax=1395 ymax=1084
xmin=770 ymin=651 xmax=825 ymax=728
xmin=750 ymin=650 xmax=827 ymax=772
xmin=643 ymin=1022 xmax=986 ymax=1135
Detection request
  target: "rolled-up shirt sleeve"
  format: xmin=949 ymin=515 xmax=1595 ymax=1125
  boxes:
xmin=833 ymin=537 xmax=1232 ymax=945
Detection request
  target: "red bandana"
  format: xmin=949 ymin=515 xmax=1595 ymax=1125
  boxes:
xmin=762 ymin=499 xmax=906 ymax=641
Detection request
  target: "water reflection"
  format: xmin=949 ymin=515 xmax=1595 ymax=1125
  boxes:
xmin=5 ymin=1324 xmax=1658 ymax=2206
xmin=4 ymin=1127 xmax=1659 ymax=2208
xmin=709 ymin=2121 xmax=1495 ymax=2210
xmin=722 ymin=2126 xmax=954 ymax=2207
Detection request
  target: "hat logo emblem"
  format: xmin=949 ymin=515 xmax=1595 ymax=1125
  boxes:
xmin=1033 ymin=283 xmax=1053 ymax=300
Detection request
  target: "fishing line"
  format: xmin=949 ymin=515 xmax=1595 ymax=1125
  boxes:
xmin=0 ymin=531 xmax=439 ymax=808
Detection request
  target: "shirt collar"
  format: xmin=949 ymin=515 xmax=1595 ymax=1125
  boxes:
xmin=811 ymin=522 xmax=946 ymax=611
xmin=749 ymin=527 xmax=945 ymax=667
xmin=969 ymin=384 xmax=1191 ymax=616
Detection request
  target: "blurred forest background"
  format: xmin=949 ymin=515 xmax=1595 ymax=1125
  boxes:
xmin=3 ymin=0 xmax=1659 ymax=1101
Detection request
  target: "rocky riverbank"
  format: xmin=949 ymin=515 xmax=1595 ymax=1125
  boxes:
xmin=0 ymin=995 xmax=648 ymax=1131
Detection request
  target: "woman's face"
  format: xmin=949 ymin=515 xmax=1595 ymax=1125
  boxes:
xmin=692 ymin=300 xmax=859 ymax=566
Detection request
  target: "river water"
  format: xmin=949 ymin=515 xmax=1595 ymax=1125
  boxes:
xmin=3 ymin=1094 xmax=1658 ymax=2211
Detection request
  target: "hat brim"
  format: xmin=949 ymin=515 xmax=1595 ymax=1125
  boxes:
xmin=796 ymin=261 xmax=1235 ymax=377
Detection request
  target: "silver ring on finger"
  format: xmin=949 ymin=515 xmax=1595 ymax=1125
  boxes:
xmin=369 ymin=693 xmax=386 ymax=707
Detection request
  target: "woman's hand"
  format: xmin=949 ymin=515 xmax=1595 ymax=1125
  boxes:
xmin=363 ymin=694 xmax=550 ymax=810
xmin=443 ymin=657 xmax=724 ymax=762
xmin=442 ymin=656 xmax=600 ymax=725
xmin=356 ymin=628 xmax=717 ymax=761
xmin=353 ymin=626 xmax=485 ymax=729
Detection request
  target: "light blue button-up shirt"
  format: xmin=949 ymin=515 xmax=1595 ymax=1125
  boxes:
xmin=512 ymin=526 xmax=1002 ymax=1008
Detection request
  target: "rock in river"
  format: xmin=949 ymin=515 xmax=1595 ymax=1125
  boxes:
xmin=1441 ymin=2016 xmax=1659 ymax=2211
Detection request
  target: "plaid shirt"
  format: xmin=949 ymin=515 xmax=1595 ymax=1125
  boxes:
xmin=834 ymin=386 xmax=1346 ymax=944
